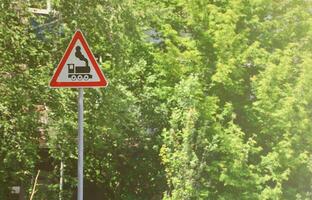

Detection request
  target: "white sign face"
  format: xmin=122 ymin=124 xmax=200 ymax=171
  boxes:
xmin=56 ymin=40 xmax=100 ymax=82
xmin=50 ymin=30 xmax=108 ymax=88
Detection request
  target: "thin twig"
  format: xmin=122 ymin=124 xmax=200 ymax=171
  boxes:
xmin=29 ymin=170 xmax=40 ymax=200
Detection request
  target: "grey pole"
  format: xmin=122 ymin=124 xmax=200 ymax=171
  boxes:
xmin=78 ymin=88 xmax=84 ymax=200
xmin=59 ymin=153 xmax=64 ymax=200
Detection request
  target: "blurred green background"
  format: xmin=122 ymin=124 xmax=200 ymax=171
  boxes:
xmin=0 ymin=0 xmax=311 ymax=199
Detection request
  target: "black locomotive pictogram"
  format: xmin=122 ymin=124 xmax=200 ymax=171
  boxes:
xmin=67 ymin=46 xmax=92 ymax=81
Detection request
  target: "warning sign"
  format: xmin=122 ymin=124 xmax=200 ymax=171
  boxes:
xmin=50 ymin=30 xmax=108 ymax=88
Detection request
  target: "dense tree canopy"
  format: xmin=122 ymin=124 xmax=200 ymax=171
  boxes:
xmin=0 ymin=0 xmax=311 ymax=199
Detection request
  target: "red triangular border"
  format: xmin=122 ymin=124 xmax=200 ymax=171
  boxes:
xmin=50 ymin=30 xmax=108 ymax=88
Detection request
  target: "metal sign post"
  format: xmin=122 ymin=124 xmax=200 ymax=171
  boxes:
xmin=49 ymin=30 xmax=108 ymax=200
xmin=78 ymin=88 xmax=84 ymax=200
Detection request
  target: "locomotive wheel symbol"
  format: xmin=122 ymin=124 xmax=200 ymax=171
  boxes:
xmin=83 ymin=75 xmax=89 ymax=81
xmin=71 ymin=75 xmax=77 ymax=81
xmin=77 ymin=75 xmax=83 ymax=81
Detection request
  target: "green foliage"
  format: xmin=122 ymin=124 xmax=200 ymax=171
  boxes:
xmin=0 ymin=0 xmax=311 ymax=199
xmin=0 ymin=2 xmax=54 ymax=198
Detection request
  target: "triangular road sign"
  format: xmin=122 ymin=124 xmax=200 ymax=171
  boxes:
xmin=50 ymin=30 xmax=108 ymax=88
